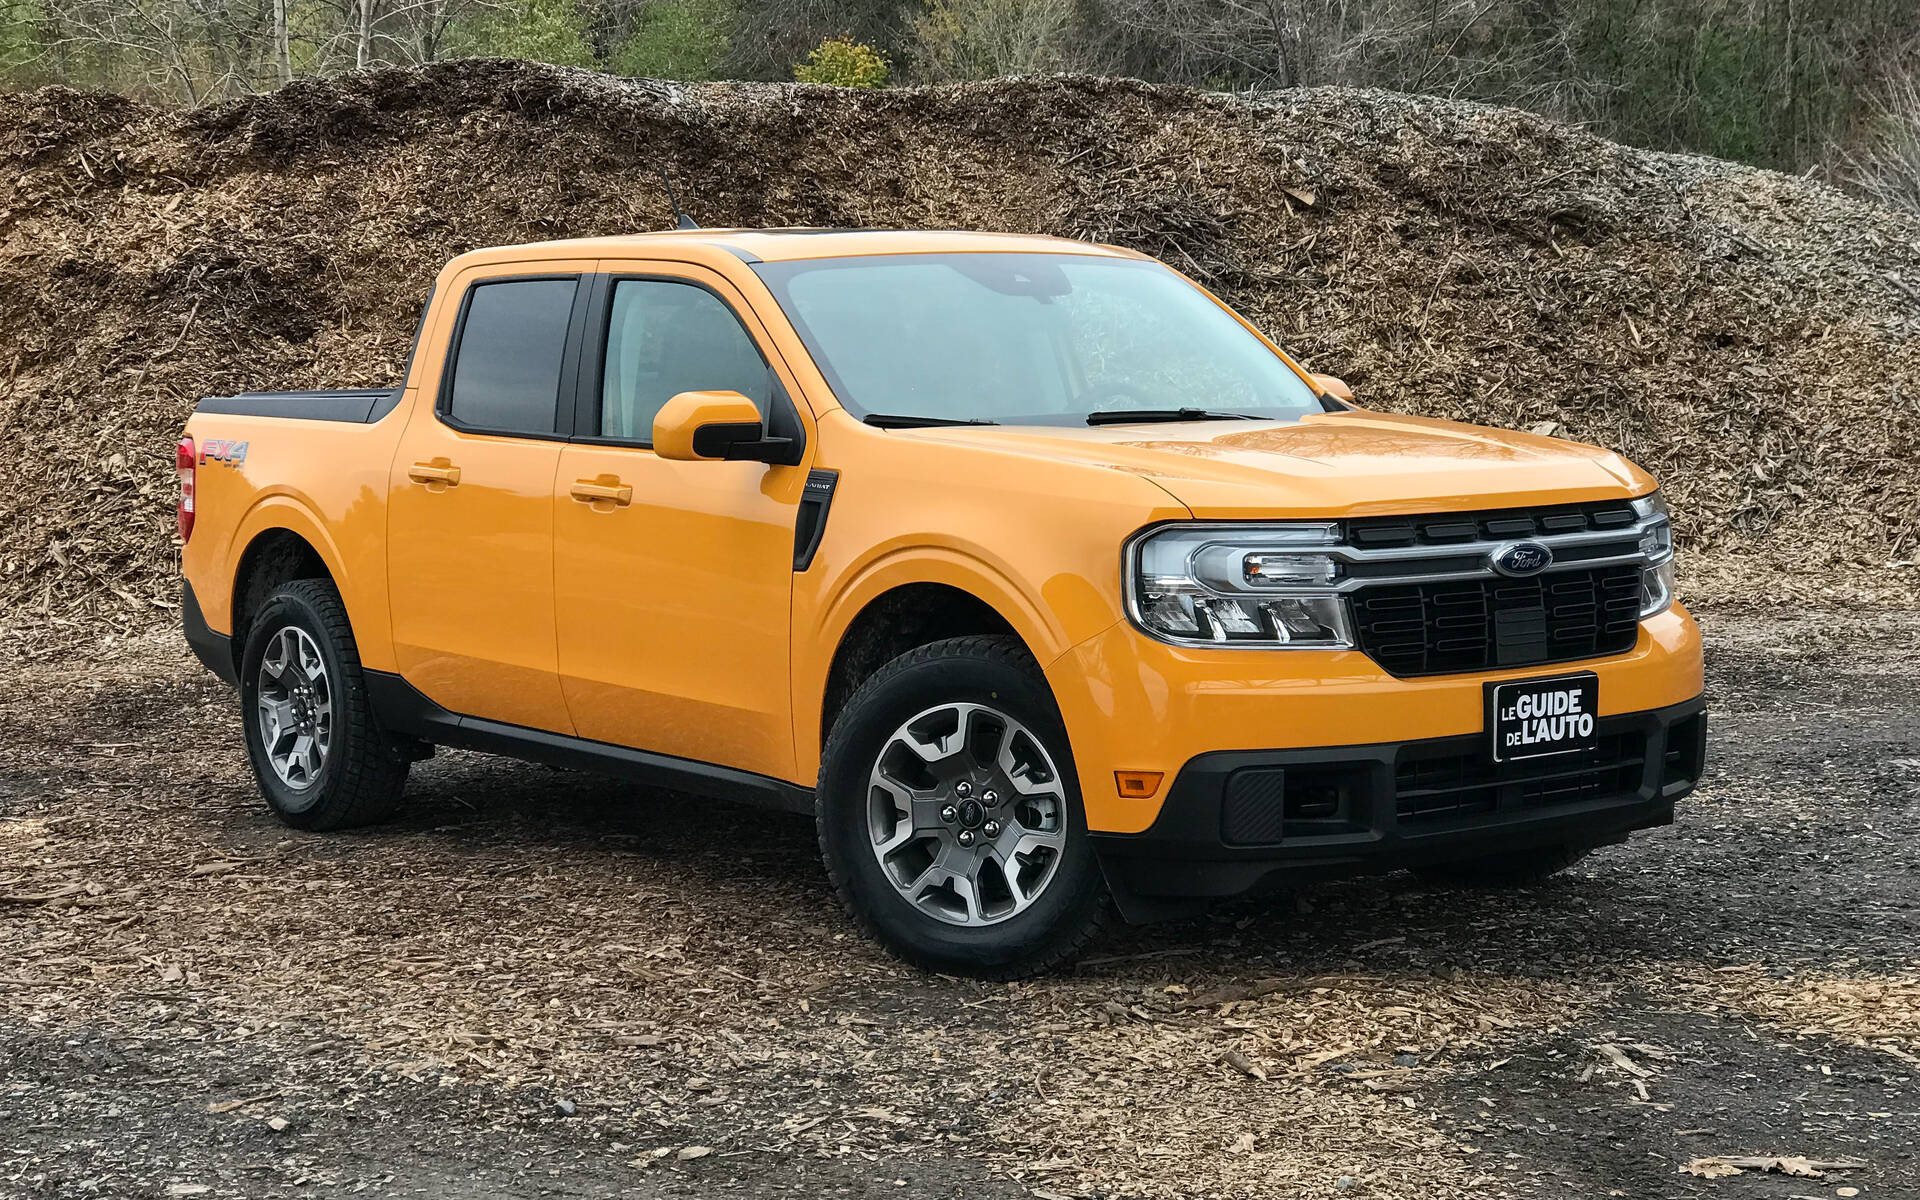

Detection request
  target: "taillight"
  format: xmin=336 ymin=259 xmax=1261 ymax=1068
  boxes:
xmin=176 ymin=435 xmax=196 ymax=542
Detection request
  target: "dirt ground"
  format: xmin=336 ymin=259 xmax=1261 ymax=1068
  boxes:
xmin=2 ymin=607 xmax=1917 ymax=1200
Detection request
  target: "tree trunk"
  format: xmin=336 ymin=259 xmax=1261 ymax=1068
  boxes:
xmin=274 ymin=0 xmax=292 ymax=81
xmin=420 ymin=0 xmax=444 ymax=63
xmin=1780 ymin=0 xmax=1799 ymax=165
xmin=356 ymin=0 xmax=373 ymax=69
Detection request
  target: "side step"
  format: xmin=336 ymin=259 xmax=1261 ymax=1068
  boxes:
xmin=363 ymin=671 xmax=815 ymax=815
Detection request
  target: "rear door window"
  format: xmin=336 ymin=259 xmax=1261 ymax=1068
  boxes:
xmin=600 ymin=279 xmax=772 ymax=443
xmin=445 ymin=277 xmax=578 ymax=434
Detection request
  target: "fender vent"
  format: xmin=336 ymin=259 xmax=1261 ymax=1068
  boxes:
xmin=792 ymin=469 xmax=838 ymax=571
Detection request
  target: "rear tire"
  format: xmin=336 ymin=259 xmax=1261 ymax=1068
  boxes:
xmin=238 ymin=579 xmax=408 ymax=831
xmin=817 ymin=636 xmax=1108 ymax=978
xmin=1414 ymin=845 xmax=1592 ymax=888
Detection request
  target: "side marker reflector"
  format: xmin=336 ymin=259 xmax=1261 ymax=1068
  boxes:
xmin=1115 ymin=771 xmax=1164 ymax=799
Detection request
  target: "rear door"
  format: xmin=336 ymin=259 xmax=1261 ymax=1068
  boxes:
xmin=550 ymin=263 xmax=813 ymax=779
xmin=386 ymin=262 xmax=591 ymax=733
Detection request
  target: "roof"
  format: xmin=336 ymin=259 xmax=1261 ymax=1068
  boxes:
xmin=461 ymin=228 xmax=1146 ymax=266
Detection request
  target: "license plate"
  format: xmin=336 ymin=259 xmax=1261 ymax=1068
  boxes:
xmin=1488 ymin=673 xmax=1599 ymax=763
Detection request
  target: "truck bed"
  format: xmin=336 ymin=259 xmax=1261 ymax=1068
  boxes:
xmin=195 ymin=389 xmax=401 ymax=423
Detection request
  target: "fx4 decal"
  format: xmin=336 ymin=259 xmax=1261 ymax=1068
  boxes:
xmin=200 ymin=439 xmax=249 ymax=466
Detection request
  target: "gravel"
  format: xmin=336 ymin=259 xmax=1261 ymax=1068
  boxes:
xmin=2 ymin=606 xmax=1916 ymax=1198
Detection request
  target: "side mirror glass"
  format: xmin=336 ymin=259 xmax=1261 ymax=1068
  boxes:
xmin=1310 ymin=373 xmax=1354 ymax=403
xmin=653 ymin=390 xmax=791 ymax=462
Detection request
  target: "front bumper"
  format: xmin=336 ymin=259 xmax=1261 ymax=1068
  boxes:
xmin=1090 ymin=693 xmax=1705 ymax=919
xmin=1046 ymin=605 xmax=1704 ymax=833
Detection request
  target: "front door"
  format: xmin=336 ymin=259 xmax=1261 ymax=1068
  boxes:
xmin=552 ymin=264 xmax=811 ymax=779
xmin=387 ymin=264 xmax=591 ymax=734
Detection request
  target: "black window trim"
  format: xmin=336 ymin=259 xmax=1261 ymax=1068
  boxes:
xmin=368 ymin=285 xmax=439 ymax=423
xmin=570 ymin=270 xmax=806 ymax=458
xmin=435 ymin=272 xmax=590 ymax=442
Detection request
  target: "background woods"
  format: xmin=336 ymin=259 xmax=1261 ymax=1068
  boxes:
xmin=2 ymin=0 xmax=1919 ymax=205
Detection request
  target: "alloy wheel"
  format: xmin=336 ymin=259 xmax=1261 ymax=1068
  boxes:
xmin=865 ymin=701 xmax=1068 ymax=926
xmin=256 ymin=625 xmax=332 ymax=791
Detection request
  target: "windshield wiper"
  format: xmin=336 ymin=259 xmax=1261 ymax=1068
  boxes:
xmin=1085 ymin=408 xmax=1264 ymax=426
xmin=863 ymin=413 xmax=1001 ymax=429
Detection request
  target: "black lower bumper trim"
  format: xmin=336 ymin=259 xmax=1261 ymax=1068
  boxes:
xmin=182 ymin=581 xmax=237 ymax=687
xmin=1092 ymin=694 xmax=1705 ymax=919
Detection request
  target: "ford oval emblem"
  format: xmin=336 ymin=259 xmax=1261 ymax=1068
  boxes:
xmin=1491 ymin=541 xmax=1554 ymax=577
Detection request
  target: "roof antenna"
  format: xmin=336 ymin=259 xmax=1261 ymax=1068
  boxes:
xmin=660 ymin=169 xmax=698 ymax=230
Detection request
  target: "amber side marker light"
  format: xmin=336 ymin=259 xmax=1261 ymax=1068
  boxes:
xmin=1115 ymin=771 xmax=1164 ymax=799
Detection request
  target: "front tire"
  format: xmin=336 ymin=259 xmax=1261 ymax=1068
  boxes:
xmin=817 ymin=636 xmax=1108 ymax=978
xmin=238 ymin=579 xmax=408 ymax=831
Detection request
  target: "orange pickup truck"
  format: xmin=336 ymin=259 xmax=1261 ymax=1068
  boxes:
xmin=178 ymin=229 xmax=1705 ymax=976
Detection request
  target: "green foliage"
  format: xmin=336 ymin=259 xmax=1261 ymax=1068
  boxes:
xmin=1682 ymin=26 xmax=1780 ymax=167
xmin=1567 ymin=0 xmax=1870 ymax=170
xmin=793 ymin=34 xmax=889 ymax=87
xmin=0 ymin=0 xmax=41 ymax=75
xmin=459 ymin=0 xmax=598 ymax=68
xmin=609 ymin=0 xmax=731 ymax=81
xmin=1575 ymin=12 xmax=1767 ymax=166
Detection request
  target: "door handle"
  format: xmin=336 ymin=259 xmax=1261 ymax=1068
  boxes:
xmin=408 ymin=460 xmax=461 ymax=486
xmin=570 ymin=478 xmax=633 ymax=507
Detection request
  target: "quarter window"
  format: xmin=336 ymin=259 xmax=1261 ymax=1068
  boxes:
xmin=445 ymin=277 xmax=578 ymax=434
xmin=601 ymin=279 xmax=772 ymax=442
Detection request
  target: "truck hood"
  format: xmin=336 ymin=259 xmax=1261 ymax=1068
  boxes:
xmin=896 ymin=409 xmax=1654 ymax=517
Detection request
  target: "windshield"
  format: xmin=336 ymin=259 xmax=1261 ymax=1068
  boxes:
xmin=752 ymin=252 xmax=1326 ymax=426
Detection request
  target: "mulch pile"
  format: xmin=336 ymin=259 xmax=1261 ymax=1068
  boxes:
xmin=2 ymin=61 xmax=1917 ymax=647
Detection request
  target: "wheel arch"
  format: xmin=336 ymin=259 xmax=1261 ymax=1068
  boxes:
xmin=814 ymin=581 xmax=1038 ymax=769
xmin=806 ymin=541 xmax=1090 ymax=775
xmin=225 ymin=507 xmax=349 ymax=676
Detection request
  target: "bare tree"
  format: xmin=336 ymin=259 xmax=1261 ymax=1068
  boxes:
xmin=915 ymin=0 xmax=1075 ymax=80
xmin=1840 ymin=37 xmax=1920 ymax=212
xmin=40 ymin=0 xmax=264 ymax=101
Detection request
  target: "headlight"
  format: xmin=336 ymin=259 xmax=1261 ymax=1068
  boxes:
xmin=1127 ymin=524 xmax=1355 ymax=648
xmin=1631 ymin=492 xmax=1676 ymax=617
xmin=1639 ymin=559 xmax=1676 ymax=616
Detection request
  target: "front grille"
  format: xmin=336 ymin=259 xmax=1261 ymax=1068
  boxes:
xmin=1395 ymin=731 xmax=1646 ymax=824
xmin=1345 ymin=500 xmax=1638 ymax=549
xmin=1350 ymin=564 xmax=1642 ymax=677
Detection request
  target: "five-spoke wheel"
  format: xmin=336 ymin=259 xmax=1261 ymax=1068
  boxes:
xmin=255 ymin=625 xmax=333 ymax=791
xmin=867 ymin=701 xmax=1067 ymax=927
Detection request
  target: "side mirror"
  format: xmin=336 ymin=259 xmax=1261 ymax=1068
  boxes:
xmin=1310 ymin=373 xmax=1354 ymax=403
xmin=653 ymin=390 xmax=794 ymax=463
